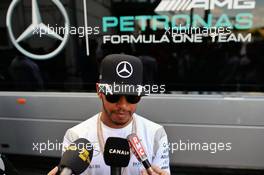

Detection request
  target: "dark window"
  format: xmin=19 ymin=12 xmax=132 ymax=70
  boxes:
xmin=0 ymin=0 xmax=264 ymax=93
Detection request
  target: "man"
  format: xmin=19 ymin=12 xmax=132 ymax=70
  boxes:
xmin=48 ymin=54 xmax=170 ymax=175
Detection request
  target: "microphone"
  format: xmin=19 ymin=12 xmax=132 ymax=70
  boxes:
xmin=0 ymin=154 xmax=19 ymax=175
xmin=0 ymin=154 xmax=5 ymax=174
xmin=57 ymin=138 xmax=93 ymax=175
xmin=127 ymin=133 xmax=154 ymax=175
xmin=103 ymin=137 xmax=130 ymax=175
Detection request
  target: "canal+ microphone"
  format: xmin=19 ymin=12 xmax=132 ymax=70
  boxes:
xmin=57 ymin=138 xmax=93 ymax=175
xmin=127 ymin=133 xmax=154 ymax=175
xmin=104 ymin=137 xmax=130 ymax=175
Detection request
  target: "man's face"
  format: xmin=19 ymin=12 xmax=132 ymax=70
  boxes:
xmin=100 ymin=93 xmax=139 ymax=127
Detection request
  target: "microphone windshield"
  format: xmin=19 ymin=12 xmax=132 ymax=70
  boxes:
xmin=127 ymin=134 xmax=153 ymax=174
xmin=127 ymin=133 xmax=147 ymax=162
xmin=59 ymin=138 xmax=93 ymax=174
xmin=104 ymin=137 xmax=130 ymax=167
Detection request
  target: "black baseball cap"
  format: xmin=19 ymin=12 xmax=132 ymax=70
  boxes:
xmin=98 ymin=54 xmax=146 ymax=96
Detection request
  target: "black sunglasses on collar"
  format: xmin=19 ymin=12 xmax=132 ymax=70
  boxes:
xmin=104 ymin=94 xmax=141 ymax=104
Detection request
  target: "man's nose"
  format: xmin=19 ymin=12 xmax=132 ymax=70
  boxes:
xmin=116 ymin=96 xmax=129 ymax=108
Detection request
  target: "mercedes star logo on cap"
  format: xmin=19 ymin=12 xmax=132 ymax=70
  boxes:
xmin=116 ymin=61 xmax=133 ymax=78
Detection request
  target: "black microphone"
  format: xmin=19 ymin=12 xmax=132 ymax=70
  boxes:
xmin=103 ymin=137 xmax=130 ymax=175
xmin=0 ymin=154 xmax=19 ymax=175
xmin=57 ymin=138 xmax=93 ymax=175
xmin=127 ymin=133 xmax=154 ymax=175
xmin=0 ymin=154 xmax=5 ymax=174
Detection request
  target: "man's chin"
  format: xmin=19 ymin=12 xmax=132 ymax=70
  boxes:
xmin=112 ymin=118 xmax=129 ymax=125
xmin=112 ymin=121 xmax=128 ymax=126
xmin=111 ymin=115 xmax=131 ymax=126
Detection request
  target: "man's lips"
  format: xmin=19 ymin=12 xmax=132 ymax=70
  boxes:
xmin=115 ymin=112 xmax=129 ymax=117
xmin=116 ymin=112 xmax=126 ymax=115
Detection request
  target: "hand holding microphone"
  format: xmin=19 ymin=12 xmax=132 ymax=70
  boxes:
xmin=48 ymin=138 xmax=93 ymax=175
xmin=140 ymin=165 xmax=169 ymax=175
xmin=127 ymin=133 xmax=169 ymax=175
xmin=127 ymin=133 xmax=154 ymax=175
xmin=48 ymin=166 xmax=58 ymax=175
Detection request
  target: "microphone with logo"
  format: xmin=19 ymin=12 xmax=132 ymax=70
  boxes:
xmin=127 ymin=133 xmax=154 ymax=175
xmin=56 ymin=138 xmax=93 ymax=175
xmin=103 ymin=137 xmax=130 ymax=175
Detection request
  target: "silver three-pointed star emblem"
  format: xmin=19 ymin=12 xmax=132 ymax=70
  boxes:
xmin=116 ymin=61 xmax=133 ymax=78
xmin=6 ymin=0 xmax=70 ymax=60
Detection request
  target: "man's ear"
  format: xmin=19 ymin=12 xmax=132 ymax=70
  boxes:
xmin=96 ymin=83 xmax=103 ymax=99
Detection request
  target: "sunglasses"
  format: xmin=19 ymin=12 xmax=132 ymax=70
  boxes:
xmin=104 ymin=94 xmax=141 ymax=104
